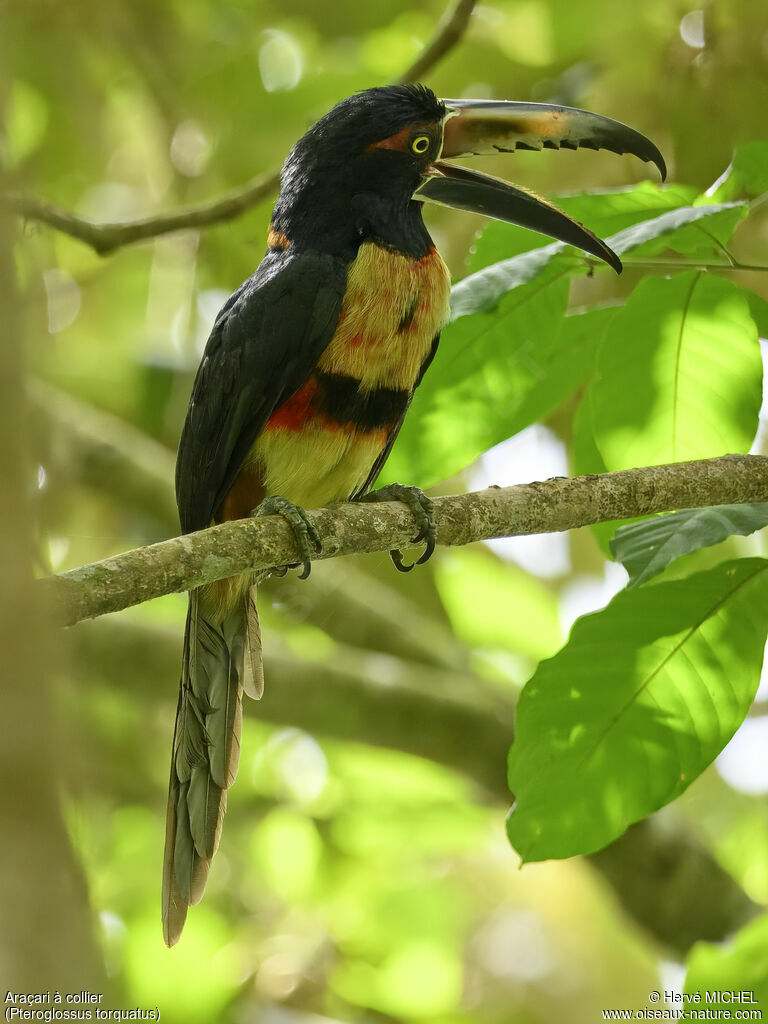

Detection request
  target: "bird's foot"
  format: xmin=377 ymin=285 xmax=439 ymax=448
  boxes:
xmin=250 ymin=495 xmax=322 ymax=580
xmin=357 ymin=483 xmax=436 ymax=573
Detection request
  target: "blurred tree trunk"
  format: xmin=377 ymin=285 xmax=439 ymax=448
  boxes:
xmin=0 ymin=73 xmax=106 ymax=986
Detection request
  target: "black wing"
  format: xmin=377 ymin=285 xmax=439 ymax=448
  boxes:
xmin=176 ymin=248 xmax=348 ymax=533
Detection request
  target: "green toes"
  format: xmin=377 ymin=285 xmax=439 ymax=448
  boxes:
xmin=358 ymin=483 xmax=436 ymax=572
xmin=251 ymin=495 xmax=322 ymax=579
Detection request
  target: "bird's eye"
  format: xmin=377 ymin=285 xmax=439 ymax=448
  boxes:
xmin=410 ymin=134 xmax=431 ymax=155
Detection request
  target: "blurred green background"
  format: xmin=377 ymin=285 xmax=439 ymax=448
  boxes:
xmin=3 ymin=0 xmax=768 ymax=1020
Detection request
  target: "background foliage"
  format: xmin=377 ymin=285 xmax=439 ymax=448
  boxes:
xmin=4 ymin=0 xmax=768 ymax=1020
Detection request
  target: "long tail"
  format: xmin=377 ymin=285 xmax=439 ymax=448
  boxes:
xmin=162 ymin=582 xmax=263 ymax=947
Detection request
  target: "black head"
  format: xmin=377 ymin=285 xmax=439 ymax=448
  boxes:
xmin=288 ymin=85 xmax=445 ymax=165
xmin=272 ymin=85 xmax=447 ymax=258
xmin=270 ymin=85 xmax=666 ymax=271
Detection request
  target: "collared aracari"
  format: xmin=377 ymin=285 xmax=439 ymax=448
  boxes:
xmin=163 ymin=84 xmax=665 ymax=944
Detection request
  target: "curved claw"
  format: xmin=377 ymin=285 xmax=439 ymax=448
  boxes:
xmin=408 ymin=496 xmax=437 ymax=562
xmin=359 ymin=483 xmax=437 ymax=570
xmin=411 ymin=500 xmax=437 ymax=560
xmin=415 ymin=535 xmax=436 ymax=565
xmin=251 ymin=494 xmax=321 ymax=579
xmin=303 ymin=519 xmax=323 ymax=555
xmin=389 ymin=548 xmax=416 ymax=573
xmin=410 ymin=523 xmax=428 ymax=545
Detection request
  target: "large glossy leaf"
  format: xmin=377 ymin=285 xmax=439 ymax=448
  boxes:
xmin=748 ymin=292 xmax=768 ymax=339
xmin=704 ymin=142 xmax=768 ymax=203
xmin=611 ymin=504 xmax=768 ymax=587
xmin=489 ymin=302 xmax=617 ymax=456
xmin=466 ymin=182 xmax=697 ymax=272
xmin=383 ymin=249 xmax=583 ymax=487
xmin=571 ymin=390 xmax=623 ymax=555
xmin=684 ymin=913 xmax=768 ymax=1013
xmin=506 ymin=558 xmax=768 ymax=862
xmin=607 ymin=202 xmax=748 ymax=260
xmin=589 ymin=272 xmax=761 ymax=471
xmin=449 ymin=243 xmax=571 ymax=319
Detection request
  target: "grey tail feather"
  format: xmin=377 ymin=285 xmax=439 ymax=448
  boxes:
xmin=243 ymin=583 xmax=264 ymax=700
xmin=162 ymin=583 xmax=262 ymax=947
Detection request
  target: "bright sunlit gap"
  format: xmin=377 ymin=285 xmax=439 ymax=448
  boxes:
xmin=471 ymin=425 xmax=571 ymax=578
xmin=258 ymin=29 xmax=304 ymax=92
xmin=43 ymin=267 xmax=81 ymax=334
xmin=679 ymin=10 xmax=706 ymax=50
xmin=170 ymin=120 xmax=212 ymax=178
xmin=716 ymin=638 xmax=768 ymax=794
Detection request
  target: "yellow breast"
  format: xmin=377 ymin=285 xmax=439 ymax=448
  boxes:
xmin=317 ymin=241 xmax=451 ymax=392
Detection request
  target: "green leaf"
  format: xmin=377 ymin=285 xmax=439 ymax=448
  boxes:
xmin=468 ymin=302 xmax=616 ymax=474
xmin=684 ymin=913 xmax=768 ymax=1013
xmin=572 ymin=391 xmax=623 ymax=556
xmin=572 ymin=392 xmax=607 ymax=477
xmin=748 ymin=292 xmax=768 ymax=339
xmin=590 ymin=272 xmax=761 ymax=471
xmin=466 ymin=182 xmax=697 ymax=271
xmin=704 ymin=142 xmax=768 ymax=203
xmin=506 ymin=558 xmax=768 ymax=862
xmin=560 ymin=184 xmax=699 ymax=244
xmin=715 ymin=811 xmax=768 ymax=906
xmin=608 ymin=202 xmax=749 ymax=260
xmin=449 ymin=244 xmax=574 ymax=319
xmin=383 ymin=249 xmax=580 ymax=487
xmin=611 ymin=504 xmax=768 ymax=587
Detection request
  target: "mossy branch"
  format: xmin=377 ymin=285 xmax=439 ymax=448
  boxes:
xmin=39 ymin=453 xmax=768 ymax=627
xmin=2 ymin=172 xmax=281 ymax=255
xmin=396 ymin=0 xmax=477 ymax=84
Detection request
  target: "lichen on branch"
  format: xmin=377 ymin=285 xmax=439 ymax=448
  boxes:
xmin=38 ymin=453 xmax=768 ymax=627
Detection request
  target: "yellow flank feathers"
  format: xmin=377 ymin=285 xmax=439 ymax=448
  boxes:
xmin=250 ymin=422 xmax=388 ymax=511
xmin=317 ymin=242 xmax=451 ymax=391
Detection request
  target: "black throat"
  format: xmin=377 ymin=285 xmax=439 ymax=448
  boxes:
xmin=271 ymin=152 xmax=434 ymax=261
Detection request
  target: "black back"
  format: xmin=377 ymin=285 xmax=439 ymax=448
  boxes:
xmin=176 ymin=249 xmax=346 ymax=532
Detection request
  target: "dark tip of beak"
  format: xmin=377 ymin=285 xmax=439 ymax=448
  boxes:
xmin=417 ymin=162 xmax=623 ymax=273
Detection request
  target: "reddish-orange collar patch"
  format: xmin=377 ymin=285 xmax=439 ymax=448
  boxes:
xmin=366 ymin=124 xmax=433 ymax=153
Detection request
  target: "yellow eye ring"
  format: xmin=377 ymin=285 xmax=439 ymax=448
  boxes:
xmin=411 ymin=134 xmax=431 ymax=155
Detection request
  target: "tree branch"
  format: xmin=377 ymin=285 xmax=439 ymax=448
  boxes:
xmin=624 ymin=257 xmax=768 ymax=273
xmin=3 ymin=171 xmax=281 ymax=256
xmin=4 ymin=0 xmax=477 ymax=255
xmin=39 ymin=453 xmax=768 ymax=627
xmin=396 ymin=0 xmax=477 ymax=84
xmin=30 ymin=380 xmax=469 ymax=667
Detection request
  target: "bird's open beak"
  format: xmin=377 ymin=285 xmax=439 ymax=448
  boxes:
xmin=414 ymin=99 xmax=667 ymax=274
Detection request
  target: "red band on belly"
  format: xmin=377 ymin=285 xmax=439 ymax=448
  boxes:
xmin=266 ymin=378 xmax=318 ymax=431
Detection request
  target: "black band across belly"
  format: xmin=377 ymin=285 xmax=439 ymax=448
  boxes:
xmin=314 ymin=371 xmax=410 ymax=430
